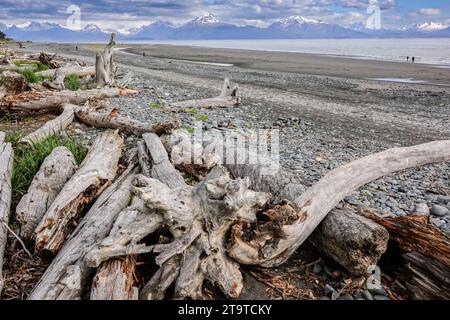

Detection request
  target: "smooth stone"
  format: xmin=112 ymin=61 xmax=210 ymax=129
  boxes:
xmin=337 ymin=294 xmax=354 ymax=300
xmin=374 ymin=295 xmax=390 ymax=300
xmin=362 ymin=290 xmax=374 ymax=300
xmin=324 ymin=284 xmax=335 ymax=296
xmin=319 ymin=296 xmax=330 ymax=300
xmin=353 ymin=293 xmax=363 ymax=300
xmin=313 ymin=263 xmax=323 ymax=274
xmin=414 ymin=203 xmax=430 ymax=216
xmin=431 ymin=218 xmax=445 ymax=228
xmin=370 ymin=287 xmax=387 ymax=296
xmin=431 ymin=205 xmax=449 ymax=217
xmin=437 ymin=196 xmax=450 ymax=205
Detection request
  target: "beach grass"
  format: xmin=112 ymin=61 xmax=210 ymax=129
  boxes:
xmin=64 ymin=73 xmax=81 ymax=91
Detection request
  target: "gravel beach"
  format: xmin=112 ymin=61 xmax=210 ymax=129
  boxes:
xmin=12 ymin=42 xmax=450 ymax=234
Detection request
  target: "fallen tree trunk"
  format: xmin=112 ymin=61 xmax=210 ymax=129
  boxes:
xmin=16 ymin=147 xmax=77 ymax=240
xmin=362 ymin=209 xmax=450 ymax=300
xmin=96 ymin=33 xmax=117 ymax=88
xmin=33 ymin=131 xmax=123 ymax=255
xmin=19 ymin=105 xmax=75 ymax=145
xmin=28 ymin=157 xmax=139 ymax=300
xmin=72 ymin=104 xmax=177 ymax=137
xmin=42 ymin=67 xmax=66 ymax=91
xmin=0 ymin=87 xmax=137 ymax=116
xmin=0 ymin=132 xmax=14 ymax=294
xmin=308 ymin=208 xmax=389 ymax=275
xmin=0 ymin=71 xmax=30 ymax=98
xmin=90 ymin=256 xmax=138 ymax=300
xmin=36 ymin=66 xmax=95 ymax=79
xmin=169 ymin=78 xmax=241 ymax=110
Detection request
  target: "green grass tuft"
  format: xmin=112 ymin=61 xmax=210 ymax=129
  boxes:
xmin=14 ymin=60 xmax=49 ymax=72
xmin=185 ymin=108 xmax=199 ymax=115
xmin=64 ymin=73 xmax=81 ymax=91
xmin=6 ymin=131 xmax=87 ymax=205
xmin=194 ymin=115 xmax=209 ymax=121
xmin=16 ymin=69 xmax=48 ymax=83
xmin=149 ymin=103 xmax=161 ymax=109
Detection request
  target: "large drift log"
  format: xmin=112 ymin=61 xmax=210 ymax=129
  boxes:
xmin=0 ymin=87 xmax=137 ymax=116
xmin=0 ymin=132 xmax=14 ymax=294
xmin=36 ymin=66 xmax=95 ymax=79
xmin=33 ymin=131 xmax=123 ymax=255
xmin=96 ymin=33 xmax=117 ymax=88
xmin=309 ymin=208 xmax=389 ymax=275
xmin=362 ymin=210 xmax=450 ymax=300
xmin=16 ymin=147 xmax=77 ymax=240
xmin=29 ymin=159 xmax=138 ymax=300
xmin=72 ymin=104 xmax=177 ymax=137
xmin=169 ymin=78 xmax=241 ymax=110
xmin=0 ymin=71 xmax=30 ymax=98
xmin=19 ymin=105 xmax=75 ymax=145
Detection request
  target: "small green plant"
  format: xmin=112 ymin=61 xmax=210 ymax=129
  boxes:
xmin=6 ymin=132 xmax=87 ymax=205
xmin=185 ymin=108 xmax=199 ymax=115
xmin=14 ymin=60 xmax=49 ymax=72
xmin=17 ymin=69 xmax=48 ymax=83
xmin=149 ymin=103 xmax=161 ymax=109
xmin=181 ymin=125 xmax=195 ymax=134
xmin=64 ymin=74 xmax=81 ymax=91
xmin=194 ymin=115 xmax=209 ymax=122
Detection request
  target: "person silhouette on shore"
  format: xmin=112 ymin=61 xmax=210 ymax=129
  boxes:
xmin=412 ymin=56 xmax=415 ymax=63
xmin=407 ymin=56 xmax=409 ymax=62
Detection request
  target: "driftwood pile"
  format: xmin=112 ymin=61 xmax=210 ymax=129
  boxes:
xmin=0 ymin=34 xmax=449 ymax=300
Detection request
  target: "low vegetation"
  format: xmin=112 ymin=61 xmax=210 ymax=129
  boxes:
xmin=64 ymin=73 xmax=81 ymax=91
xmin=16 ymin=69 xmax=48 ymax=83
xmin=5 ymin=131 xmax=87 ymax=206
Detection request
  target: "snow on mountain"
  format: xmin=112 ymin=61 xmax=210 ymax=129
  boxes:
xmin=413 ymin=22 xmax=449 ymax=32
xmin=186 ymin=13 xmax=223 ymax=26
xmin=130 ymin=20 xmax=176 ymax=40
xmin=278 ymin=15 xmax=323 ymax=26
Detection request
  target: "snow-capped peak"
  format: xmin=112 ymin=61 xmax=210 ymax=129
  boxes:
xmin=150 ymin=20 xmax=175 ymax=28
xmin=279 ymin=16 xmax=323 ymax=25
xmin=190 ymin=13 xmax=222 ymax=25
xmin=414 ymin=21 xmax=449 ymax=31
xmin=82 ymin=24 xmax=102 ymax=32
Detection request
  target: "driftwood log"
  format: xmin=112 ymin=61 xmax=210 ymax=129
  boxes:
xmin=16 ymin=147 xmax=77 ymax=240
xmin=0 ymin=71 xmax=30 ymax=98
xmin=36 ymin=66 xmax=95 ymax=79
xmin=33 ymin=131 xmax=123 ymax=255
xmin=29 ymin=158 xmax=139 ymax=300
xmin=0 ymin=132 xmax=14 ymax=294
xmin=96 ymin=33 xmax=117 ymax=88
xmin=362 ymin=209 xmax=450 ymax=300
xmin=42 ymin=67 xmax=66 ymax=91
xmin=0 ymin=87 xmax=137 ymax=116
xmin=19 ymin=105 xmax=75 ymax=145
xmin=169 ymin=78 xmax=241 ymax=110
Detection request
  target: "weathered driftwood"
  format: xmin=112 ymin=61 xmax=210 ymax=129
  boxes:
xmin=96 ymin=33 xmax=117 ymax=88
xmin=28 ymin=157 xmax=138 ymax=300
xmin=0 ymin=87 xmax=137 ymax=116
xmin=38 ymin=52 xmax=60 ymax=69
xmin=42 ymin=67 xmax=66 ymax=91
xmin=362 ymin=209 xmax=450 ymax=300
xmin=90 ymin=256 xmax=138 ymax=300
xmin=169 ymin=78 xmax=241 ymax=110
xmin=0 ymin=71 xmax=30 ymax=98
xmin=36 ymin=66 xmax=95 ymax=79
xmin=19 ymin=105 xmax=75 ymax=145
xmin=166 ymin=130 xmax=450 ymax=269
xmin=16 ymin=147 xmax=77 ymax=240
xmin=0 ymin=132 xmax=13 ymax=294
xmin=308 ymin=208 xmax=389 ymax=275
xmin=72 ymin=104 xmax=176 ymax=137
xmin=33 ymin=131 xmax=123 ymax=255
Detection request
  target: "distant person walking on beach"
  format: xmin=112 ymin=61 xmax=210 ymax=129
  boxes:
xmin=406 ymin=56 xmax=410 ymax=62
xmin=412 ymin=56 xmax=415 ymax=63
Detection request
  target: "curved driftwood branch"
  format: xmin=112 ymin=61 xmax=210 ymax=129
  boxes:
xmin=169 ymin=78 xmax=241 ymax=110
xmin=34 ymin=131 xmax=124 ymax=255
xmin=16 ymin=147 xmax=77 ymax=240
xmin=0 ymin=132 xmax=14 ymax=294
xmin=36 ymin=66 xmax=95 ymax=79
xmin=0 ymin=87 xmax=137 ymax=116
xmin=19 ymin=105 xmax=75 ymax=145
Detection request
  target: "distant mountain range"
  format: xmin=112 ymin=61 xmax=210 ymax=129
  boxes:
xmin=1 ymin=13 xmax=450 ymax=42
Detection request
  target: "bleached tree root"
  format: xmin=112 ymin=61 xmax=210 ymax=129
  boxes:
xmin=90 ymin=256 xmax=138 ymax=300
xmin=72 ymin=104 xmax=177 ymax=137
xmin=169 ymin=78 xmax=241 ymax=110
xmin=227 ymin=140 xmax=450 ymax=268
xmin=19 ymin=105 xmax=75 ymax=145
xmin=96 ymin=33 xmax=117 ymax=88
xmin=0 ymin=132 xmax=14 ymax=294
xmin=33 ymin=131 xmax=124 ymax=255
xmin=16 ymin=147 xmax=77 ymax=240
xmin=28 ymin=157 xmax=139 ymax=300
xmin=42 ymin=67 xmax=66 ymax=91
xmin=0 ymin=87 xmax=137 ymax=116
xmin=36 ymin=66 xmax=96 ymax=79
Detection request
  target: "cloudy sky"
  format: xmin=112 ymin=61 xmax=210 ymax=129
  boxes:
xmin=0 ymin=0 xmax=449 ymax=31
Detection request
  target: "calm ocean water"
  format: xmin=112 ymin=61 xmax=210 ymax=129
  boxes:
xmin=133 ymin=38 xmax=450 ymax=66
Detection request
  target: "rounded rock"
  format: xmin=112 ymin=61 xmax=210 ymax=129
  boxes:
xmin=431 ymin=205 xmax=449 ymax=217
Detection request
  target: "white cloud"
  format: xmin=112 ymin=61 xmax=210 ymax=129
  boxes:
xmin=418 ymin=8 xmax=441 ymax=16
